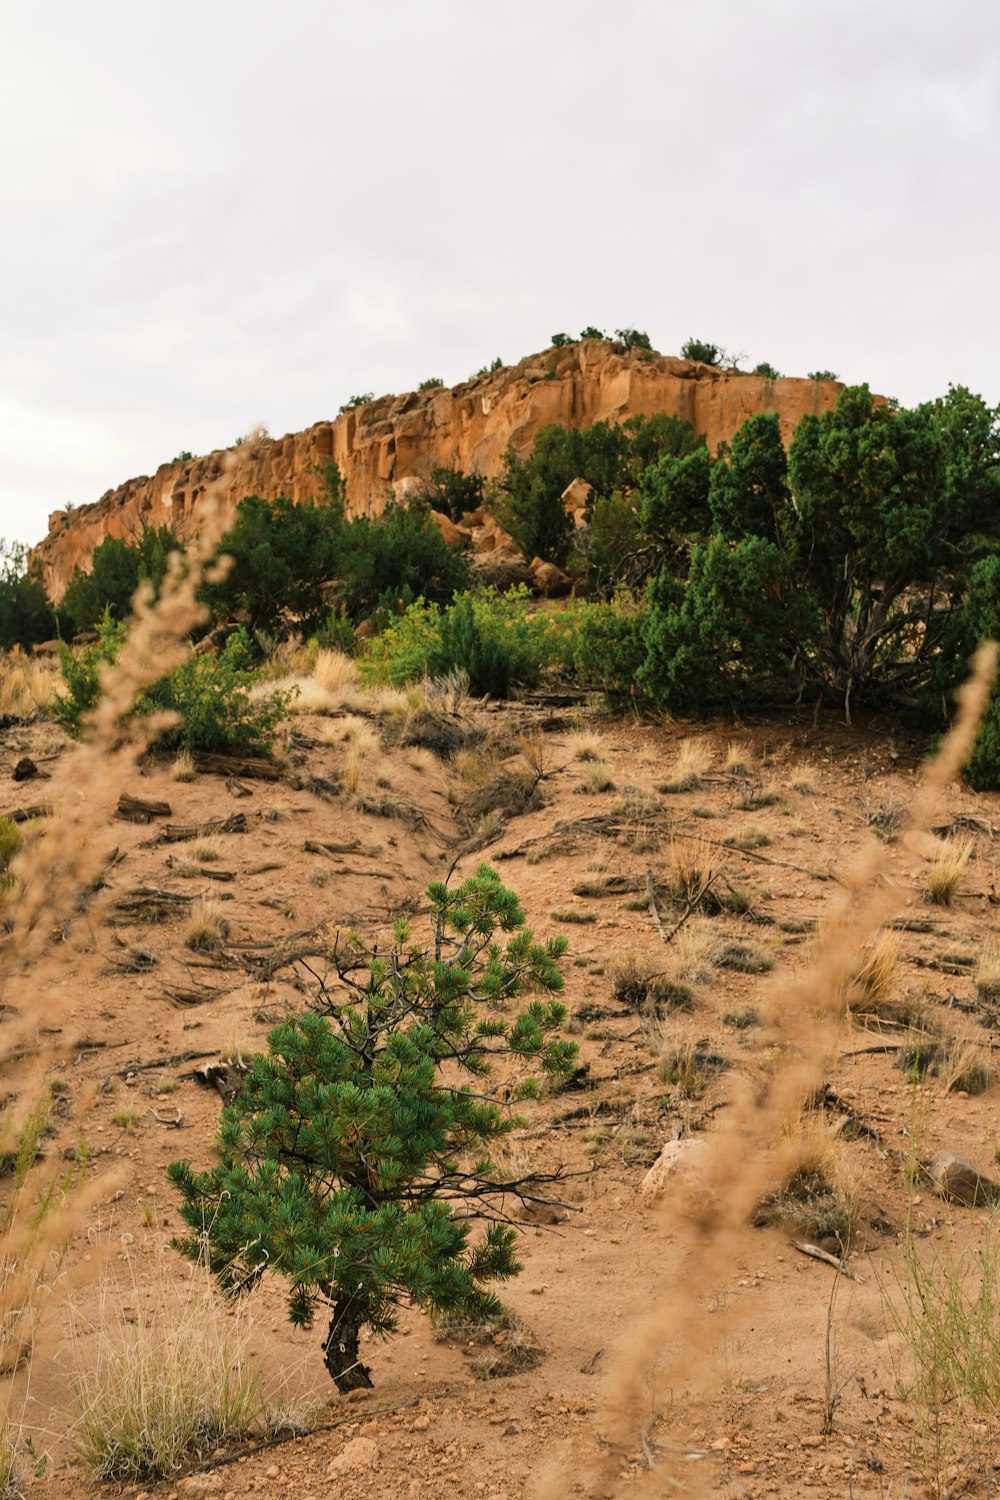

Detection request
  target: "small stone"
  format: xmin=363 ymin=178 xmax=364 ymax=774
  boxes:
xmin=800 ymin=1435 xmax=824 ymax=1448
xmin=411 ymin=1413 xmax=431 ymax=1432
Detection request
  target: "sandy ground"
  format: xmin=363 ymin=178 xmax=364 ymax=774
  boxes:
xmin=2 ymin=696 xmax=998 ymax=1499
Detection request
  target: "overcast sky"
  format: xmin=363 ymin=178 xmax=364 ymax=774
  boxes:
xmin=2 ymin=1 xmax=997 ymax=548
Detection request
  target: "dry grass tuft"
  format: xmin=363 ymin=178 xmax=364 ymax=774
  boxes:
xmin=170 ymin=749 xmax=196 ymax=783
xmin=723 ymin=740 xmax=754 ymax=776
xmin=433 ymin=1307 xmax=544 ymax=1379
xmin=670 ymin=918 xmax=724 ymax=982
xmin=577 ymin=760 xmax=614 ymax=794
xmin=659 ymin=738 xmax=713 ymax=793
xmin=754 ymin=1115 xmax=860 ymax=1250
xmin=183 ymin=898 xmax=231 ymax=953
xmin=0 ymin=648 xmax=59 ymax=718
xmin=861 ymin=791 xmax=904 ymax=842
xmin=841 ymin=930 xmax=901 ymax=1017
xmin=974 ymin=941 xmax=1000 ymax=1002
xmin=72 ymin=1252 xmax=264 ymax=1481
xmin=568 ymin=729 xmax=605 ymax=762
xmin=925 ymin=836 xmax=974 ymax=906
xmin=940 ymin=1039 xmax=992 ymax=1095
xmin=611 ymin=957 xmax=694 ymax=1015
xmin=666 ymin=838 xmax=720 ymax=907
xmin=655 ymin=1036 xmax=728 ymax=1098
xmin=788 ymin=762 xmax=817 ymax=795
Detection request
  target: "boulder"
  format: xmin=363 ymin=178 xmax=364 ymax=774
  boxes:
xmin=639 ymin=1136 xmax=710 ymax=1201
xmin=428 ymin=509 xmax=470 ymax=549
xmin=327 ymin=1436 xmax=379 ymax=1476
xmin=529 ymin=557 xmax=572 ymax=597
xmin=925 ymin=1151 xmax=1000 ymax=1207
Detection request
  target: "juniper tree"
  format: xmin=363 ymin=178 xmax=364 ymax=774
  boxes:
xmin=168 ymin=866 xmax=576 ymax=1392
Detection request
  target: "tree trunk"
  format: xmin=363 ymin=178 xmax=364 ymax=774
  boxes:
xmin=322 ymin=1300 xmax=374 ymax=1392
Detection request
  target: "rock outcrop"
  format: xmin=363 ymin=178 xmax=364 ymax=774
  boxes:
xmin=33 ymin=341 xmax=845 ymax=599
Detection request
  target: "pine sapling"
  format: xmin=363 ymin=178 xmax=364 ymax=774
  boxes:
xmin=168 ymin=865 xmax=576 ymax=1392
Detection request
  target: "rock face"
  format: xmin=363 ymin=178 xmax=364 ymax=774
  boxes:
xmin=33 ymin=341 xmax=845 ymax=599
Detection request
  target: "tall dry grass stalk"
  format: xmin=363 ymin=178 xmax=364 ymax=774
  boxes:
xmin=536 ymin=642 xmax=999 ymax=1498
xmin=71 ymin=1243 xmax=264 ymax=1482
xmin=0 ymin=460 xmax=239 ymax=1472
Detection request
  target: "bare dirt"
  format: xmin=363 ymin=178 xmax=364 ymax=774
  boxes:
xmin=3 ymin=697 xmax=999 ymax=1499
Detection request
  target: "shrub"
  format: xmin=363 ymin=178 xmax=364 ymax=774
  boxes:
xmin=550 ymin=332 xmax=574 ymax=347
xmin=807 ymin=369 xmax=839 ymax=381
xmin=338 ymin=393 xmax=374 ymax=413
xmin=0 ymin=540 xmax=60 ymax=650
xmin=680 ymin=338 xmax=721 ymax=365
xmin=418 ymin=377 xmax=444 ymax=390
xmin=579 ymin=326 xmax=605 ymax=340
xmin=61 ymin=525 xmax=179 ymax=636
xmin=169 ymin=866 xmax=576 ymax=1391
xmin=753 ymin=361 xmax=782 ymax=379
xmin=419 ymin=465 xmax=487 ymax=521
xmin=336 ymin=502 xmax=470 ymax=621
xmin=205 ymin=492 xmax=345 ymax=636
xmin=54 ymin=618 xmax=294 ymax=754
xmin=136 ymin=630 xmax=295 ymax=755
xmin=360 ymin=587 xmax=579 ymax=694
xmin=613 ymin=327 xmax=653 ymax=352
xmin=571 ymin=592 xmax=647 ymax=697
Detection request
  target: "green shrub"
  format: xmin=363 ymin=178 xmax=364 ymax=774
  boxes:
xmin=753 ymin=361 xmax=782 ymax=380
xmin=612 ymin=327 xmax=653 ymax=352
xmin=0 ymin=816 xmax=19 ymax=890
xmin=359 ymin=586 xmax=579 ymax=694
xmin=338 ymin=393 xmax=374 ymax=413
xmin=52 ymin=612 xmax=127 ymax=734
xmin=579 ymin=326 xmax=605 ymax=340
xmin=53 ymin=618 xmax=293 ymax=755
xmin=807 ymin=369 xmax=839 ymax=381
xmin=336 ymin=503 xmax=470 ymax=621
xmin=680 ymin=338 xmax=721 ymax=365
xmin=418 ymin=377 xmax=444 ymax=391
xmin=572 ymin=592 xmax=648 ymax=698
xmin=168 ymin=866 xmax=576 ymax=1391
xmin=551 ymin=332 xmax=574 ymax=347
xmin=61 ymin=526 xmax=179 ymax=636
xmin=0 ymin=540 xmax=61 ymax=649
xmin=419 ymin=465 xmax=487 ymax=521
xmin=136 ymin=630 xmax=294 ymax=755
xmin=205 ymin=493 xmax=345 ymax=636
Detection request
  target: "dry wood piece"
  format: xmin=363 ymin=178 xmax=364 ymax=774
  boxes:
xmin=151 ymin=1107 xmax=184 ymax=1127
xmin=114 ymin=886 xmax=195 ymax=918
xmin=116 ymin=792 xmax=173 ymax=823
xmin=304 ymin=839 xmax=383 ymax=860
xmin=792 ymin=1241 xmax=863 ymax=1281
xmin=194 ymin=752 xmax=282 ymax=781
xmin=164 ymin=856 xmax=235 ymax=883
xmin=226 ymin=776 xmax=253 ymax=797
xmin=12 ymin=757 xmax=47 ymax=782
xmin=156 ymin=813 xmax=248 ymax=844
xmin=0 ymin=804 xmax=52 ymax=823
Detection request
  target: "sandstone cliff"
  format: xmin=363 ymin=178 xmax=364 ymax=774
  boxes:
xmin=33 ymin=341 xmax=844 ymax=598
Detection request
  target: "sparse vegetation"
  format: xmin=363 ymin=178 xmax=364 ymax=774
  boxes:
xmin=183 ymin=898 xmax=231 ymax=953
xmin=925 ymin=837 xmax=973 ymax=905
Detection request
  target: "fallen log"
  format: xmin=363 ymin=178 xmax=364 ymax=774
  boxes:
xmin=194 ymin=753 xmax=281 ymax=781
xmin=116 ymin=792 xmax=172 ymax=823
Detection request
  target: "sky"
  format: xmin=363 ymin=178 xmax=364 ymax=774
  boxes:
xmin=2 ymin=0 xmax=998 ymax=548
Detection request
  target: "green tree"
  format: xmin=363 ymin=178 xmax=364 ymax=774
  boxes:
xmin=579 ymin=326 xmax=605 ymax=340
xmin=61 ymin=525 xmax=179 ymax=636
xmin=550 ymin=332 xmax=573 ymax=347
xmin=337 ymin=503 xmax=470 ymax=621
xmin=807 ymin=370 xmax=839 ymax=382
xmin=680 ymin=338 xmax=721 ymax=366
xmin=640 ymin=535 xmax=818 ymax=708
xmin=168 ymin=867 xmax=576 ymax=1391
xmin=0 ymin=541 xmax=60 ymax=650
xmin=613 ymin=327 xmax=653 ymax=353
xmin=419 ymin=465 xmax=487 ymax=521
xmin=205 ymin=495 xmax=345 ymax=636
xmin=752 ymin=361 xmax=782 ymax=380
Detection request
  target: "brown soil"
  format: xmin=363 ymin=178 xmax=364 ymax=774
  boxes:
xmin=3 ymin=699 xmax=999 ymax=1499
